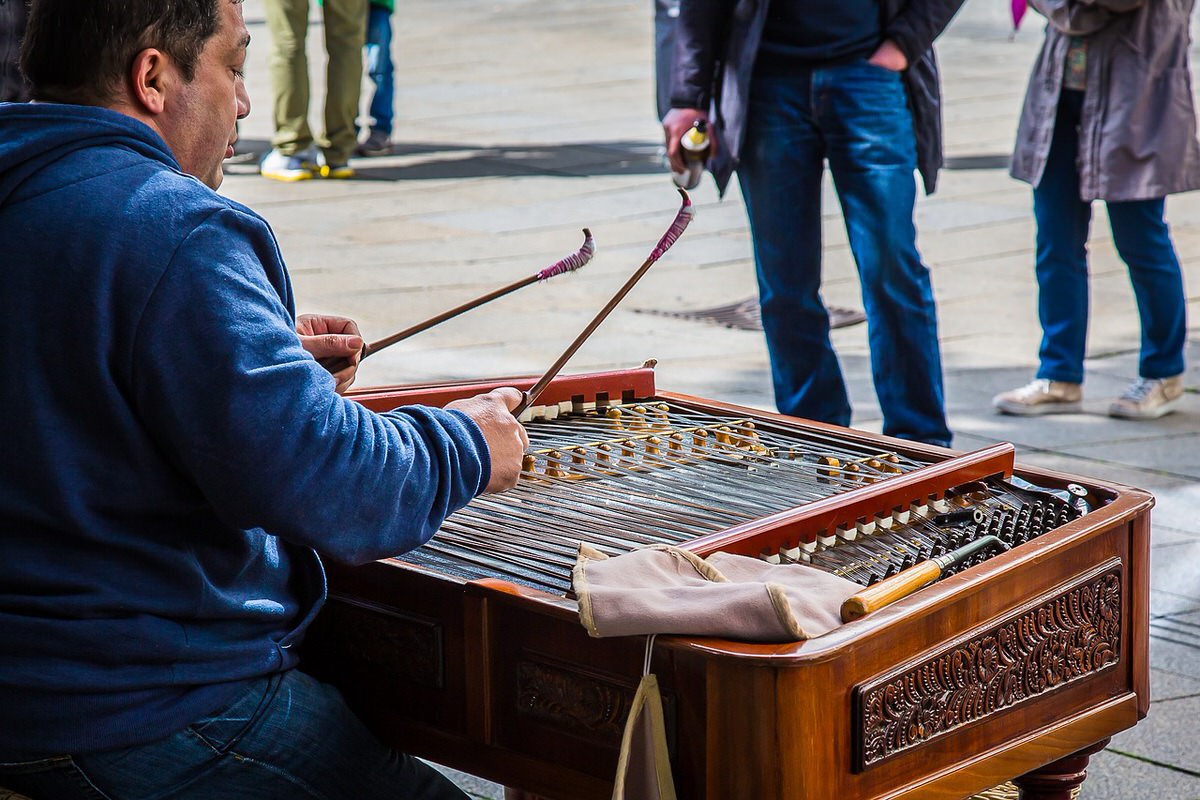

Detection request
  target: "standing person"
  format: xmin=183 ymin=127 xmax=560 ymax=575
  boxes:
xmin=663 ymin=0 xmax=962 ymax=448
xmin=260 ymin=0 xmax=366 ymax=181
xmin=653 ymin=0 xmax=680 ymax=123
xmin=0 ymin=0 xmax=29 ymax=102
xmin=993 ymin=0 xmax=1198 ymax=420
xmin=0 ymin=1 xmax=528 ymax=798
xmin=356 ymin=0 xmax=395 ymax=156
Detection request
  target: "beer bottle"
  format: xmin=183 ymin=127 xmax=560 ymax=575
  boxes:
xmin=671 ymin=119 xmax=710 ymax=190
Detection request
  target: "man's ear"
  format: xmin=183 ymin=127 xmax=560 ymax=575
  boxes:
xmin=129 ymin=48 xmax=172 ymax=115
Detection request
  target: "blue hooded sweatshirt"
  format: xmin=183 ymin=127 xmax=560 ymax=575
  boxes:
xmin=0 ymin=103 xmax=491 ymax=755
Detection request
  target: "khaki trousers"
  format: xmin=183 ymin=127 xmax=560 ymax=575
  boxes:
xmin=264 ymin=0 xmax=366 ymax=164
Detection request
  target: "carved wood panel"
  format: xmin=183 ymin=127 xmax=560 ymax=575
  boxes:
xmin=854 ymin=562 xmax=1123 ymax=770
xmin=516 ymin=658 xmax=632 ymax=744
xmin=315 ymin=597 xmax=444 ymax=689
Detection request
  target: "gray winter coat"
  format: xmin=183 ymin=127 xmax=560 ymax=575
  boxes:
xmin=670 ymin=0 xmax=965 ymax=196
xmin=1010 ymin=0 xmax=1200 ymax=201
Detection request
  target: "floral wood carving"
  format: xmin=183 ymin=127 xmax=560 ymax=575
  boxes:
xmin=517 ymin=659 xmax=632 ymax=743
xmin=855 ymin=565 xmax=1122 ymax=770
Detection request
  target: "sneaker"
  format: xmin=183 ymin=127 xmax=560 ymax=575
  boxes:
xmin=993 ymin=379 xmax=1083 ymax=416
xmin=259 ymin=148 xmax=316 ymax=182
xmin=318 ymin=153 xmax=355 ymax=179
xmin=354 ymin=129 xmax=392 ymax=157
xmin=320 ymin=163 xmax=354 ymax=179
xmin=1108 ymin=375 xmax=1184 ymax=420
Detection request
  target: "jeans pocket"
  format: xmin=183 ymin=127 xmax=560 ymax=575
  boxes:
xmin=0 ymin=755 xmax=112 ymax=800
xmin=186 ymin=675 xmax=277 ymax=754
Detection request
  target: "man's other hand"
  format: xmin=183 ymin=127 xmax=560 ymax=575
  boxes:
xmin=446 ymin=388 xmax=530 ymax=493
xmin=297 ymin=313 xmax=363 ymax=394
xmin=868 ymin=39 xmax=908 ymax=71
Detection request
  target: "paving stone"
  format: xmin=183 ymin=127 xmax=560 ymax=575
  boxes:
xmin=1109 ymin=694 xmax=1200 ymax=774
xmin=1083 ymin=749 xmax=1200 ymax=800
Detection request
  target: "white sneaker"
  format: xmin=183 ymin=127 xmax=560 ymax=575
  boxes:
xmin=993 ymin=379 xmax=1083 ymax=416
xmin=260 ymin=148 xmax=317 ymax=182
xmin=1108 ymin=375 xmax=1184 ymax=420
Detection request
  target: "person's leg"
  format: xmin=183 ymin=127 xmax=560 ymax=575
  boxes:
xmin=364 ymin=4 xmax=395 ymax=136
xmin=1032 ymin=91 xmax=1092 ymax=384
xmin=653 ymin=0 xmax=680 ymax=122
xmin=0 ymin=754 xmax=109 ymax=800
xmin=320 ymin=0 xmax=368 ymax=168
xmin=819 ymin=60 xmax=950 ymax=446
xmin=1106 ymin=198 xmax=1187 ymax=380
xmin=263 ymin=0 xmax=314 ymax=155
xmin=6 ymin=671 xmax=468 ymax=800
xmin=737 ymin=66 xmax=852 ymax=427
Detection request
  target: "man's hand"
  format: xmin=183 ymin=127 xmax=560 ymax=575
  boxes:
xmin=446 ymin=387 xmax=530 ymax=493
xmin=662 ymin=107 xmax=716 ymax=174
xmin=296 ymin=313 xmax=363 ymax=394
xmin=868 ymin=39 xmax=908 ymax=71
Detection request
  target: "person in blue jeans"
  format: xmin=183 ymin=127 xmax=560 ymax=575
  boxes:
xmin=357 ymin=0 xmax=395 ymax=156
xmin=652 ymin=0 xmax=679 ymax=122
xmin=993 ymin=0 xmax=1199 ymax=420
xmin=663 ymin=0 xmax=964 ymax=448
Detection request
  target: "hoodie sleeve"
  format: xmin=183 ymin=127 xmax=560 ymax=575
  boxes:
xmin=129 ymin=206 xmax=490 ymax=565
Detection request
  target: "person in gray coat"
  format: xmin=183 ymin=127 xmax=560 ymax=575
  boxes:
xmin=994 ymin=0 xmax=1199 ymax=419
xmin=663 ymin=0 xmax=964 ymax=448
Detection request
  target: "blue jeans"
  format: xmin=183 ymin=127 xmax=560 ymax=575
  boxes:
xmin=653 ymin=0 xmax=680 ymax=121
xmin=737 ymin=60 xmax=951 ymax=446
xmin=1033 ymin=90 xmax=1186 ymax=384
xmin=0 ymin=670 xmax=467 ymax=800
xmin=364 ymin=3 xmax=395 ymax=134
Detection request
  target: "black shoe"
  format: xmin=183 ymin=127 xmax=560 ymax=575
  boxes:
xmin=354 ymin=130 xmax=392 ymax=157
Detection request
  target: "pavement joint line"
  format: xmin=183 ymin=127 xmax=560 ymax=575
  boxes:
xmin=1106 ymin=750 xmax=1200 ymax=779
xmin=949 ymin=437 xmax=1200 ymax=484
xmin=933 ymin=247 xmax=1035 ymax=266
xmin=980 ymin=428 xmax=1200 ymax=452
xmin=1148 ymin=633 xmax=1200 ymax=650
xmin=1150 ymin=692 xmax=1200 ymax=703
xmin=1150 ymin=590 xmax=1200 ymax=607
xmin=1148 ymin=533 xmax=1200 ymax=544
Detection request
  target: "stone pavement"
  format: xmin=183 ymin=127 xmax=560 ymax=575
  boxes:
xmin=226 ymin=0 xmax=1200 ymax=796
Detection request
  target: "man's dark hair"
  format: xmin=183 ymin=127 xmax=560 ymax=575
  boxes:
xmin=20 ymin=0 xmax=223 ymax=104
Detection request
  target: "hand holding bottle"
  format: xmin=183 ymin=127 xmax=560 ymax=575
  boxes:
xmin=663 ymin=108 xmax=716 ymax=188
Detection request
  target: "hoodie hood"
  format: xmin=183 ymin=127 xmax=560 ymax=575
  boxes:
xmin=0 ymin=102 xmax=179 ymax=210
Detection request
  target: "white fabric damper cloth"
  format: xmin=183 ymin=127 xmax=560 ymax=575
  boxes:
xmin=573 ymin=542 xmax=861 ymax=642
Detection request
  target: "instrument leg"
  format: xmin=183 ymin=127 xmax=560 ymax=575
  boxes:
xmin=1012 ymin=738 xmax=1110 ymax=800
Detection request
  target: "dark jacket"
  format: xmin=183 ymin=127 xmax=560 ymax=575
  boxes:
xmin=670 ymin=0 xmax=965 ymax=195
xmin=1010 ymin=0 xmax=1200 ymax=202
xmin=0 ymin=103 xmax=491 ymax=755
xmin=0 ymin=0 xmax=29 ymax=102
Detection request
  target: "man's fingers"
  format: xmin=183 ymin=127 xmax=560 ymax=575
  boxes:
xmin=448 ymin=388 xmax=529 ymax=492
xmin=304 ymin=333 xmax=363 ymax=359
xmin=490 ymin=386 xmax=525 ymax=412
xmin=331 ymin=334 xmax=364 ymax=354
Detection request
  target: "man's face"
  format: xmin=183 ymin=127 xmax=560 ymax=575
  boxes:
xmin=162 ymin=1 xmax=251 ymax=189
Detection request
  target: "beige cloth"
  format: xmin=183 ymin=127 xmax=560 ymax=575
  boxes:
xmin=613 ymin=647 xmax=676 ymax=800
xmin=573 ymin=543 xmax=859 ymax=642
